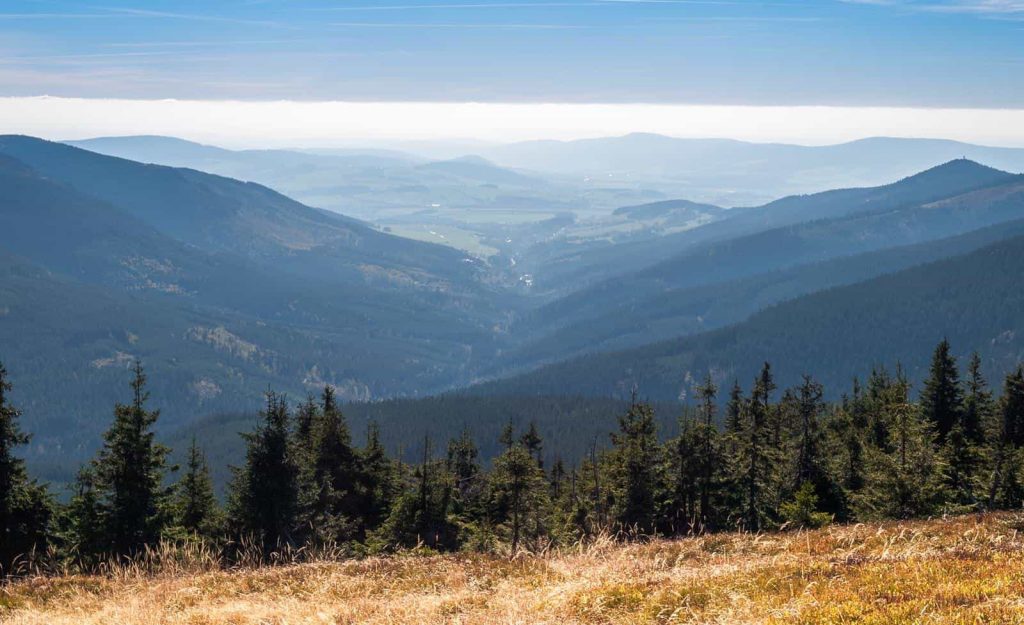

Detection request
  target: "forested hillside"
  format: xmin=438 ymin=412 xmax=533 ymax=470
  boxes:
xmin=4 ymin=136 xmax=1024 ymax=490
xmin=480 ymin=232 xmax=1024 ymax=400
xmin=0 ymin=137 xmax=515 ymax=478
xmin=494 ymin=217 xmax=1024 ymax=370
xmin=4 ymin=334 xmax=1024 ymax=575
xmin=521 ymin=159 xmax=1016 ymax=292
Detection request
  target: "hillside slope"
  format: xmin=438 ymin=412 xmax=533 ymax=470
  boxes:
xmin=0 ymin=139 xmax=518 ymax=475
xmin=480 ymin=231 xmax=1024 ymax=400
xmin=497 ymin=217 xmax=1024 ymax=372
xmin=525 ymin=163 xmax=1023 ymax=331
xmin=524 ymin=159 xmax=1015 ymax=292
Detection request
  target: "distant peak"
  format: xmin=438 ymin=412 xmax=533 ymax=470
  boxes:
xmin=910 ymin=158 xmax=1005 ymax=178
xmin=449 ymin=154 xmax=494 ymax=166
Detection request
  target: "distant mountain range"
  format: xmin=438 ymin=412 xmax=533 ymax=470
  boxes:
xmin=5 ymin=133 xmax=1024 ymax=483
xmin=64 ymin=135 xmax=647 ymax=222
xmin=479 ymin=133 xmax=1024 ymax=204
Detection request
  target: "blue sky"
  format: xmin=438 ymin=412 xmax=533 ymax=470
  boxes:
xmin=1 ymin=0 xmax=1022 ymax=106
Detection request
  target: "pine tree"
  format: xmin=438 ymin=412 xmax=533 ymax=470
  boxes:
xmin=227 ymin=391 xmax=300 ymax=557
xmin=293 ymin=393 xmax=319 ymax=454
xmin=91 ymin=362 xmax=171 ymax=556
xmin=670 ymin=413 xmax=700 ymax=531
xmin=788 ymin=375 xmax=841 ymax=514
xmin=0 ymin=363 xmax=51 ymax=574
xmin=987 ymin=367 xmax=1024 ymax=508
xmin=307 ymin=386 xmax=361 ymax=541
xmin=520 ymin=421 xmax=544 ymax=467
xmin=920 ymin=339 xmax=964 ymax=441
xmin=855 ymin=402 xmax=940 ymax=519
xmin=963 ymin=352 xmax=994 ymax=445
xmin=360 ymin=422 xmax=398 ymax=532
xmin=374 ymin=436 xmax=457 ymax=551
xmin=734 ymin=363 xmax=778 ymax=531
xmin=174 ymin=437 xmax=220 ymax=537
xmin=64 ymin=466 xmax=105 ymax=567
xmin=491 ymin=441 xmax=548 ymax=552
xmin=609 ymin=399 xmax=662 ymax=534
xmin=446 ymin=428 xmax=482 ymax=514
xmin=725 ymin=380 xmax=743 ymax=433
xmin=695 ymin=374 xmax=720 ymax=527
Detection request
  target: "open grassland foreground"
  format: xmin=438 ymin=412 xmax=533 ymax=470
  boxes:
xmin=5 ymin=513 xmax=1024 ymax=624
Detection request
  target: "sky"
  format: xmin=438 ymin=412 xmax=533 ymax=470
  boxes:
xmin=1 ymin=0 xmax=1023 ymax=145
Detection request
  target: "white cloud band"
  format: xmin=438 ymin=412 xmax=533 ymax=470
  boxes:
xmin=2 ymin=96 xmax=1023 ymax=148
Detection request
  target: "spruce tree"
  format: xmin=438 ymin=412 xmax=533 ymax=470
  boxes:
xmin=0 ymin=363 xmax=51 ymax=574
xmin=696 ymin=374 xmax=720 ymax=527
xmin=360 ymin=422 xmax=398 ymax=532
xmin=92 ymin=362 xmax=171 ymax=556
xmin=520 ymin=421 xmax=544 ymax=467
xmin=64 ymin=466 xmax=105 ymax=567
xmin=988 ymin=367 xmax=1024 ymax=508
xmin=670 ymin=414 xmax=701 ymax=531
xmin=446 ymin=428 xmax=483 ymax=516
xmin=734 ymin=363 xmax=778 ymax=531
xmin=374 ymin=436 xmax=457 ymax=551
xmin=174 ymin=437 xmax=220 ymax=537
xmin=609 ymin=399 xmax=661 ymax=534
xmin=786 ymin=375 xmax=841 ymax=518
xmin=920 ymin=339 xmax=964 ymax=441
xmin=963 ymin=352 xmax=993 ymax=445
xmin=227 ymin=391 xmax=300 ymax=556
xmin=725 ymin=380 xmax=743 ymax=433
xmin=308 ymin=386 xmax=361 ymax=541
xmin=491 ymin=440 xmax=548 ymax=552
xmin=855 ymin=402 xmax=940 ymax=519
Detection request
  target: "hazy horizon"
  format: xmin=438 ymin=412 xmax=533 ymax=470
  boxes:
xmin=5 ymin=97 xmax=1024 ymax=150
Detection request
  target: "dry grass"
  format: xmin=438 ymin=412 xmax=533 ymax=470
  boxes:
xmin=5 ymin=513 xmax=1024 ymax=624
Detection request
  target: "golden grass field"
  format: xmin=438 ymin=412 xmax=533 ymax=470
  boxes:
xmin=4 ymin=513 xmax=1024 ymax=624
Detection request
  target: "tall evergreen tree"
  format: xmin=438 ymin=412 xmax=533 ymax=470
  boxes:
xmin=786 ymin=375 xmax=841 ymax=517
xmin=920 ymin=339 xmax=964 ymax=441
xmin=446 ymin=428 xmax=483 ymax=517
xmin=988 ymin=367 xmax=1024 ymax=508
xmin=696 ymin=374 xmax=720 ymax=527
xmin=360 ymin=422 xmax=398 ymax=532
xmin=174 ymin=437 xmax=220 ymax=537
xmin=0 ymin=363 xmax=51 ymax=574
xmin=609 ymin=399 xmax=662 ymax=534
xmin=91 ymin=362 xmax=171 ymax=556
xmin=377 ymin=435 xmax=458 ymax=550
xmin=228 ymin=391 xmax=300 ymax=556
xmin=670 ymin=414 xmax=701 ymax=531
xmin=491 ymin=440 xmax=548 ymax=552
xmin=307 ymin=386 xmax=361 ymax=541
xmin=855 ymin=401 xmax=940 ymax=519
xmin=734 ymin=363 xmax=778 ymax=531
xmin=725 ymin=380 xmax=744 ymax=433
xmin=64 ymin=466 xmax=105 ymax=567
xmin=963 ymin=352 xmax=993 ymax=445
xmin=520 ymin=421 xmax=544 ymax=467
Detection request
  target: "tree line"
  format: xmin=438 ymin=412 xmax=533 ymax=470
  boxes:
xmin=3 ymin=338 xmax=1024 ymax=575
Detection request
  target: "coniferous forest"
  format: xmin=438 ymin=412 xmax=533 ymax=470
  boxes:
xmin=3 ymin=338 xmax=1024 ymax=577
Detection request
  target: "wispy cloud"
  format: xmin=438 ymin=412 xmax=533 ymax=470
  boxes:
xmin=313 ymin=0 xmax=750 ymax=10
xmin=329 ymin=21 xmax=583 ymax=28
xmin=96 ymin=7 xmax=291 ymax=27
xmin=841 ymin=0 xmax=1024 ymax=14
xmin=103 ymin=40 xmax=303 ymax=49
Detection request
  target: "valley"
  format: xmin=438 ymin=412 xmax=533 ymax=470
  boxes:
xmin=2 ymin=133 xmax=1024 ymax=483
